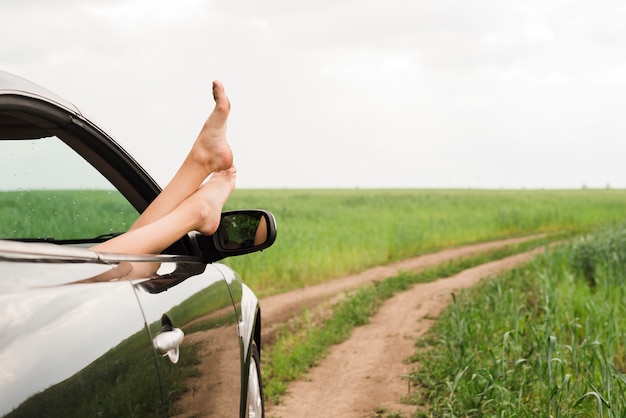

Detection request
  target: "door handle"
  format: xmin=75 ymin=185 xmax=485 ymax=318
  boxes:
xmin=153 ymin=314 xmax=184 ymax=364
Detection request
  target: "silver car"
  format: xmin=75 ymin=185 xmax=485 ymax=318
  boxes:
xmin=0 ymin=70 xmax=275 ymax=417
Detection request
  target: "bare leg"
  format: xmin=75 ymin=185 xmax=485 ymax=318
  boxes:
xmin=93 ymin=167 xmax=236 ymax=255
xmin=91 ymin=80 xmax=236 ymax=255
xmin=130 ymin=80 xmax=233 ymax=231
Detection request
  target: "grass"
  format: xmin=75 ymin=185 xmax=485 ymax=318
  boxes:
xmin=224 ymin=189 xmax=626 ymax=296
xmin=261 ymin=234 xmax=562 ymax=404
xmin=262 ymin=220 xmax=626 ymax=416
xmin=4 ymin=188 xmax=626 ymax=296
xmin=409 ymin=223 xmax=626 ymax=416
xmin=372 ymin=407 xmax=407 ymax=418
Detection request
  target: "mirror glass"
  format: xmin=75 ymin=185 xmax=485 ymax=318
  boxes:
xmin=217 ymin=213 xmax=268 ymax=250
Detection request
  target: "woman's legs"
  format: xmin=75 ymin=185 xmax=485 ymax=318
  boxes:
xmin=92 ymin=167 xmax=236 ymax=255
xmin=91 ymin=80 xmax=236 ymax=255
xmin=129 ymin=80 xmax=233 ymax=232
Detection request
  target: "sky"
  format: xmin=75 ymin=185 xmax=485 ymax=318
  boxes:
xmin=2 ymin=0 xmax=626 ymax=189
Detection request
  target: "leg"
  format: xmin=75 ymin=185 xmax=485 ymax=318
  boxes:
xmin=91 ymin=80 xmax=236 ymax=255
xmin=130 ymin=80 xmax=233 ymax=231
xmin=93 ymin=167 xmax=236 ymax=255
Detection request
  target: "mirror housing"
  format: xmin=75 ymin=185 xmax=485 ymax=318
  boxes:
xmin=195 ymin=209 xmax=277 ymax=263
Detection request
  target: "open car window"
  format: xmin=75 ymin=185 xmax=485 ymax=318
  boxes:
xmin=0 ymin=136 xmax=139 ymax=244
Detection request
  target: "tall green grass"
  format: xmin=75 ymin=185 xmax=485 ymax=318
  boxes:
xmin=411 ymin=223 xmax=626 ymax=416
xmin=225 ymin=189 xmax=626 ymax=295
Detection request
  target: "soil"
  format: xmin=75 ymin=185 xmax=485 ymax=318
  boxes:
xmin=260 ymin=237 xmax=545 ymax=418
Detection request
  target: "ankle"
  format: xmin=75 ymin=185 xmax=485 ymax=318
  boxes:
xmin=192 ymin=197 xmax=220 ymax=236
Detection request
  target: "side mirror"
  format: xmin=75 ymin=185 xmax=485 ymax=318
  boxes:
xmin=195 ymin=209 xmax=277 ymax=263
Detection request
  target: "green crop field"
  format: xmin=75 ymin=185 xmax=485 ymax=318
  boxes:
xmin=224 ymin=188 xmax=626 ymax=295
xmin=0 ymin=189 xmax=137 ymax=240
xmin=411 ymin=223 xmax=626 ymax=416
xmin=3 ymin=188 xmax=626 ymax=296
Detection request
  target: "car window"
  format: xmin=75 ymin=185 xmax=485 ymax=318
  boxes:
xmin=0 ymin=136 xmax=138 ymax=242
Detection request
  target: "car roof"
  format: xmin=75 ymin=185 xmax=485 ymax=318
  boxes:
xmin=0 ymin=69 xmax=81 ymax=116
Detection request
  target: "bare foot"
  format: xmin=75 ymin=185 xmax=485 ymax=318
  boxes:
xmin=191 ymin=166 xmax=237 ymax=235
xmin=192 ymin=80 xmax=234 ymax=173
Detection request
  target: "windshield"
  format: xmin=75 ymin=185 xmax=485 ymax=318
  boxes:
xmin=0 ymin=136 xmax=138 ymax=242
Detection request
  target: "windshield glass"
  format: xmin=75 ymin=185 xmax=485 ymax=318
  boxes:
xmin=0 ymin=136 xmax=138 ymax=241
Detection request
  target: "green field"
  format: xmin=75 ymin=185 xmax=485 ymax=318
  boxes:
xmin=4 ymin=188 xmax=626 ymax=415
xmin=0 ymin=189 xmax=137 ymax=240
xmin=3 ymin=188 xmax=626 ymax=297
xmin=224 ymin=189 xmax=626 ymax=295
xmin=411 ymin=223 xmax=626 ymax=416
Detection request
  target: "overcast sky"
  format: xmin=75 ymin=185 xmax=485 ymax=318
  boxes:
xmin=2 ymin=0 xmax=626 ymax=189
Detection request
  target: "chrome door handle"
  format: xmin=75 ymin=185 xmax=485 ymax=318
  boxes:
xmin=153 ymin=314 xmax=184 ymax=364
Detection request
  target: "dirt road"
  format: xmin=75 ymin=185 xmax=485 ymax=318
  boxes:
xmin=262 ymin=238 xmax=544 ymax=418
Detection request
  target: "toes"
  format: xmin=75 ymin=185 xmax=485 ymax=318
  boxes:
xmin=212 ymin=81 xmax=231 ymax=114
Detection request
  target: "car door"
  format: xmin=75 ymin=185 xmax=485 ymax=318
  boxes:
xmin=0 ymin=248 xmax=162 ymax=417
xmin=131 ymin=260 xmax=242 ymax=417
xmin=0 ymin=245 xmax=244 ymax=418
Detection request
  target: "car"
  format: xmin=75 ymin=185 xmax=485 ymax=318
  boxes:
xmin=0 ymin=69 xmax=276 ymax=418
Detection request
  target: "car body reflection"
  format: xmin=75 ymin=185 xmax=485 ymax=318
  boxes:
xmin=1 ymin=261 xmax=154 ymax=417
xmin=1 ymin=256 xmax=242 ymax=417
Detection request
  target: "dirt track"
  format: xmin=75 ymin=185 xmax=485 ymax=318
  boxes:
xmin=261 ymin=237 xmax=544 ymax=418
